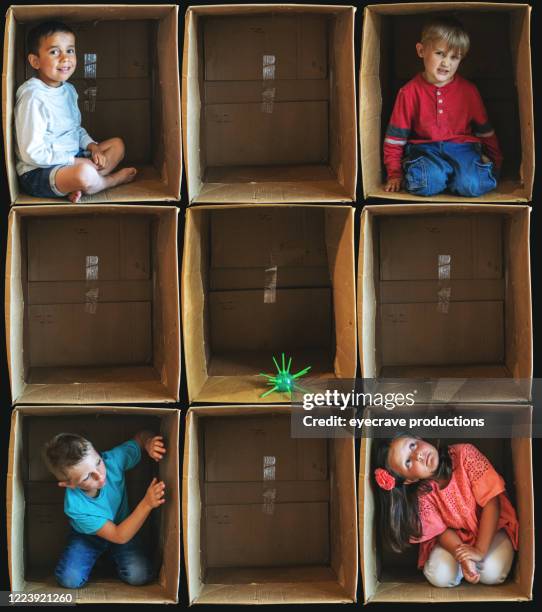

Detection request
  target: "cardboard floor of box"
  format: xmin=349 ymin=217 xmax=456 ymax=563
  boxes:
xmin=195 ymin=350 xmax=334 ymax=403
xmin=367 ymin=179 xmax=528 ymax=203
xmin=13 ymin=166 xmax=174 ymax=205
xmin=194 ymin=165 xmax=352 ymax=204
xmin=17 ymin=577 xmax=175 ymax=604
xmin=195 ymin=567 xmax=353 ymax=605
xmin=17 ymin=366 xmax=166 ymax=404
xmin=363 ymin=580 xmax=530 ymax=603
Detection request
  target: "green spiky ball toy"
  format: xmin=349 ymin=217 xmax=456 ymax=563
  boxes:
xmin=259 ymin=353 xmax=311 ymax=398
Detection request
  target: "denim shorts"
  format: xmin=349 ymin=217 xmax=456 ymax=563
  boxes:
xmin=18 ymin=150 xmax=90 ymax=198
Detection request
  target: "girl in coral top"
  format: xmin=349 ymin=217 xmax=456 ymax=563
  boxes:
xmin=373 ymin=436 xmax=518 ymax=587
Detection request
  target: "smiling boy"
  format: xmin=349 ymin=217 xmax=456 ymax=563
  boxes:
xmin=383 ymin=17 xmax=502 ymax=197
xmin=15 ymin=21 xmax=137 ymax=202
xmin=43 ymin=431 xmax=166 ymax=589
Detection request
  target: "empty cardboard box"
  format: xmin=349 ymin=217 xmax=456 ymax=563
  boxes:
xmin=182 ymin=5 xmax=357 ymax=204
xmin=182 ymin=204 xmax=356 ymax=403
xmin=7 ymin=405 xmax=180 ymax=604
xmin=359 ymin=204 xmax=532 ymax=399
xmin=359 ymin=404 xmax=534 ymax=602
xmin=360 ymin=3 xmax=533 ymax=202
xmin=3 ymin=5 xmax=181 ymax=204
xmin=6 ymin=204 xmax=180 ymax=404
xmin=183 ymin=405 xmax=357 ymax=604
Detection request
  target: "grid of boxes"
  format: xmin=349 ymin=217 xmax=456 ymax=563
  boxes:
xmin=2 ymin=2 xmax=535 ymax=606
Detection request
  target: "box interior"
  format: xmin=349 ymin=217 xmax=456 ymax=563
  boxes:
xmin=184 ymin=409 xmax=357 ymax=604
xmin=184 ymin=7 xmax=356 ymax=203
xmin=7 ymin=206 xmax=180 ymax=404
xmin=360 ymin=406 xmax=533 ymax=602
xmin=9 ymin=408 xmax=180 ymax=604
xmin=183 ymin=206 xmax=356 ymax=402
xmin=360 ymin=207 xmax=531 ymax=383
xmin=5 ymin=6 xmax=180 ymax=203
xmin=361 ymin=4 xmax=533 ymax=201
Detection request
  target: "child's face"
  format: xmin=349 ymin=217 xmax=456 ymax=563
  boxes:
xmin=416 ymin=40 xmax=462 ymax=87
xmin=28 ymin=31 xmax=76 ymax=88
xmin=62 ymin=447 xmax=107 ymax=496
xmin=387 ymin=437 xmax=439 ymax=484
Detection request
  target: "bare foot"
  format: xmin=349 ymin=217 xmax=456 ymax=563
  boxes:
xmin=109 ymin=167 xmax=137 ymax=188
xmin=461 ymin=559 xmax=480 ymax=584
xmin=68 ymin=190 xmax=82 ymax=203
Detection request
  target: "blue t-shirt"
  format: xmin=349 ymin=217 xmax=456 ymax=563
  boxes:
xmin=64 ymin=440 xmax=141 ymax=535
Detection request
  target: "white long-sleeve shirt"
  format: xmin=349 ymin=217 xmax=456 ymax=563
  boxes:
xmin=15 ymin=77 xmax=95 ymax=175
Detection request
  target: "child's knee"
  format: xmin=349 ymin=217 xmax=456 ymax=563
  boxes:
xmin=404 ymin=157 xmax=447 ymax=196
xmin=423 ymin=547 xmax=462 ymax=588
xmin=118 ymin=558 xmax=153 ymax=586
xmin=110 ymin=137 xmax=125 ymax=160
xmin=55 ymin=565 xmax=89 ymax=589
xmin=451 ymin=165 xmax=497 ymax=197
xmin=479 ymin=533 xmax=514 ymax=585
xmin=73 ymin=163 xmax=100 ymax=192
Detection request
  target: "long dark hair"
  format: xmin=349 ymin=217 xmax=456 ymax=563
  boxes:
xmin=372 ymin=434 xmax=453 ymax=553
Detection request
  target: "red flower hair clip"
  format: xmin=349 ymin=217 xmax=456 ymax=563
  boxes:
xmin=375 ymin=467 xmax=396 ymax=491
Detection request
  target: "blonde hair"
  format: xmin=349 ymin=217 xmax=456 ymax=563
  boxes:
xmin=43 ymin=433 xmax=93 ymax=480
xmin=421 ymin=17 xmax=470 ymax=57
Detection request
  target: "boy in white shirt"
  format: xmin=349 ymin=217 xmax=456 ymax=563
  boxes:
xmin=15 ymin=21 xmax=137 ymax=202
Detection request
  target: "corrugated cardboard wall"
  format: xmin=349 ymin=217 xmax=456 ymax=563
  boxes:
xmin=202 ymin=14 xmax=330 ymax=168
xmin=201 ymin=415 xmax=330 ymax=569
xmin=24 ymin=215 xmax=153 ymax=368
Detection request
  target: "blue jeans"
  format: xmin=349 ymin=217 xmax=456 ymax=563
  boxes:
xmin=403 ymin=142 xmax=497 ymax=197
xmin=55 ymin=531 xmax=153 ymax=589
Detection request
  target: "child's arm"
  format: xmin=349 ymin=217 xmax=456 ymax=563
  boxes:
xmin=383 ymin=88 xmax=412 ymax=190
xmin=94 ymin=477 xmax=165 ymax=545
xmin=16 ymin=97 xmax=75 ymax=167
xmin=437 ymin=528 xmax=464 ymax=556
xmin=470 ymin=86 xmax=503 ymax=175
xmin=456 ymin=495 xmax=500 ymax=562
xmin=133 ymin=430 xmax=166 ymax=462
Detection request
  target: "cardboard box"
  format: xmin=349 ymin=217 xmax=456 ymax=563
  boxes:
xmin=7 ymin=405 xmax=181 ymax=604
xmin=359 ymin=404 xmax=534 ymax=602
xmin=358 ymin=204 xmax=532 ymax=399
xmin=360 ymin=3 xmax=533 ymax=202
xmin=182 ymin=204 xmax=357 ymax=403
xmin=183 ymin=405 xmax=357 ymax=604
xmin=3 ymin=5 xmax=181 ymax=204
xmin=6 ymin=204 xmax=180 ymax=404
xmin=182 ymin=5 xmax=357 ymax=204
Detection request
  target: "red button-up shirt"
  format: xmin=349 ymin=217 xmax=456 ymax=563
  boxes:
xmin=384 ymin=73 xmax=503 ymax=179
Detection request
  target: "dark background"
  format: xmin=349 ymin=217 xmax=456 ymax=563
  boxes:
xmin=0 ymin=0 xmax=540 ymax=609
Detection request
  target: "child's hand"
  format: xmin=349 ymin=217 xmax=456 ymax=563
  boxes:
xmin=145 ymin=435 xmax=166 ymax=462
xmin=455 ymin=544 xmax=484 ymax=563
xmin=144 ymin=477 xmax=166 ymax=509
xmin=384 ymin=177 xmax=402 ymax=192
xmin=91 ymin=150 xmax=106 ymax=170
xmin=87 ymin=143 xmax=106 ymax=170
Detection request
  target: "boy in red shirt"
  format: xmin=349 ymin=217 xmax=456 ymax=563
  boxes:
xmin=384 ymin=17 xmax=502 ymax=197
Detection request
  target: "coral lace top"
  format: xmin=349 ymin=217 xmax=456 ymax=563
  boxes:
xmin=410 ymin=443 xmax=519 ymax=568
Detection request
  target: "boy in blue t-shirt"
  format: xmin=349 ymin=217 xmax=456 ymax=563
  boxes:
xmin=43 ymin=431 xmax=166 ymax=589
